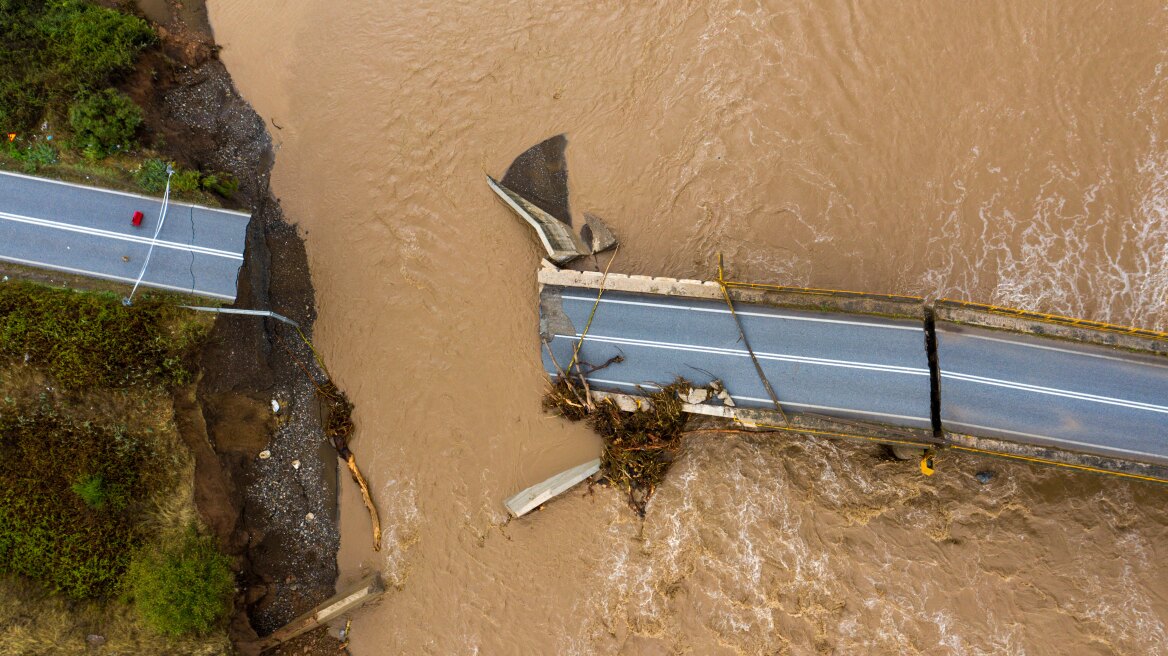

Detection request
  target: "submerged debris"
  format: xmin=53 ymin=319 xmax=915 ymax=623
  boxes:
xmin=316 ymin=380 xmax=382 ymax=551
xmin=544 ymin=377 xmax=691 ymax=515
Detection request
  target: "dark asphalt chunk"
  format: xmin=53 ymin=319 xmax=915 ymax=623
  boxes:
xmin=502 ymin=133 xmax=572 ymax=226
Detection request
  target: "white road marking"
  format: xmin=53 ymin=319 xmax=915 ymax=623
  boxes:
xmin=0 ymin=210 xmax=243 ymax=259
xmin=555 ymin=333 xmax=929 ymax=376
xmin=946 ymin=328 xmax=1168 ymax=370
xmin=574 ymin=376 xmax=932 ymax=424
xmin=0 ymin=170 xmax=252 ymax=217
xmin=560 ymin=294 xmax=921 ymax=331
xmin=942 ymin=371 xmax=1168 ymax=415
xmin=943 ymin=420 xmax=1165 ymax=461
xmin=0 ymin=254 xmax=235 ymax=301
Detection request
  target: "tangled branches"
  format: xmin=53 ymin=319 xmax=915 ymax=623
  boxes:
xmin=544 ymin=377 xmax=691 ymax=515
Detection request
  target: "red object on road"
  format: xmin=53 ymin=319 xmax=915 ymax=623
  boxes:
xmin=132 ymin=210 xmax=144 ymax=227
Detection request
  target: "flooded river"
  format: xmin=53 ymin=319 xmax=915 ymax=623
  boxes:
xmin=206 ymin=2 xmax=1168 ymax=653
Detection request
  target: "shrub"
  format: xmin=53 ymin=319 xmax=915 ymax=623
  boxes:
xmin=0 ymin=412 xmax=147 ymax=598
xmin=71 ymin=474 xmax=107 ymax=508
xmin=68 ymin=89 xmax=142 ymax=159
xmin=0 ymin=0 xmax=153 ymax=131
xmin=199 ymin=172 xmax=240 ymax=198
xmin=126 ymin=529 xmax=234 ymax=636
xmin=170 ymin=168 xmax=201 ymax=193
xmin=135 ymin=157 xmax=170 ymax=192
xmin=22 ymin=141 xmax=58 ymax=172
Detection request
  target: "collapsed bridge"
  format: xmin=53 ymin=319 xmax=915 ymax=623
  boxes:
xmin=489 ymin=135 xmax=1168 ymax=488
xmin=536 ymin=263 xmax=1168 ymax=482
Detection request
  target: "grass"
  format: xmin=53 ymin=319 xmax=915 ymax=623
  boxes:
xmin=0 ymin=410 xmax=149 ymax=599
xmin=0 ymin=0 xmax=154 ymax=131
xmin=0 ymin=574 xmax=232 ymax=655
xmin=544 ymin=377 xmax=691 ymax=514
xmin=0 ymin=281 xmax=209 ymax=389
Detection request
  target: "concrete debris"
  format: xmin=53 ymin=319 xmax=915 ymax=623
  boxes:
xmin=582 ymin=212 xmax=618 ymax=253
xmin=489 ymin=136 xmax=619 ymax=264
xmin=709 ymin=380 xmax=735 ymax=407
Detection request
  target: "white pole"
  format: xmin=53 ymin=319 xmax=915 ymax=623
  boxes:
xmin=124 ymin=165 xmax=174 ymax=306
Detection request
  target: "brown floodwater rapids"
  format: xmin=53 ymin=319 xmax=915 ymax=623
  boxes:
xmin=206 ymin=2 xmax=1168 ymax=653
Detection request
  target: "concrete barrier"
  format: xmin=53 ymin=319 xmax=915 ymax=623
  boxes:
xmin=239 ymin=574 xmax=386 ymax=655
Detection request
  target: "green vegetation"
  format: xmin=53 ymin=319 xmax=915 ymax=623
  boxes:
xmin=68 ymin=88 xmax=143 ymax=159
xmin=544 ymin=378 xmax=691 ymax=514
xmin=136 ymin=157 xmax=241 ymax=198
xmin=0 ymin=1 xmax=241 ymax=202
xmin=126 ymin=529 xmax=234 ymax=637
xmin=0 ymin=282 xmax=234 ymax=648
xmin=0 ymin=281 xmax=208 ymax=389
xmin=0 ymin=0 xmax=154 ymax=131
xmin=0 ymin=410 xmax=147 ymax=598
xmin=71 ymin=475 xmax=107 ymax=508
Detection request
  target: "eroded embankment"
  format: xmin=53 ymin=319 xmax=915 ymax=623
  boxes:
xmin=113 ymin=1 xmax=344 ymax=648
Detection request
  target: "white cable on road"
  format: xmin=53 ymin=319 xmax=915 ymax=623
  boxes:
xmin=124 ymin=166 xmax=174 ymax=306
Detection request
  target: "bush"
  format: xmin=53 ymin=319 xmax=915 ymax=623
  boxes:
xmin=170 ymin=168 xmax=201 ymax=193
xmin=1 ymin=139 xmax=58 ymax=173
xmin=135 ymin=157 xmax=170 ymax=192
xmin=0 ymin=412 xmax=148 ymax=598
xmin=0 ymin=0 xmax=154 ymax=131
xmin=126 ymin=529 xmax=234 ymax=636
xmin=0 ymin=282 xmax=208 ymax=389
xmin=68 ymin=89 xmax=142 ymax=159
xmin=199 ymin=172 xmax=240 ymax=198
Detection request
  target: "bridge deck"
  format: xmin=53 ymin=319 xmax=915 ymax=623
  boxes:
xmin=938 ymin=323 xmax=1168 ymax=465
xmin=541 ymin=286 xmax=934 ymax=430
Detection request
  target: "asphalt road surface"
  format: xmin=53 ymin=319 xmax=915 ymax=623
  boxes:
xmin=0 ymin=170 xmax=249 ymax=301
xmin=540 ymin=286 xmax=934 ymax=430
xmin=937 ymin=323 xmax=1168 ymax=465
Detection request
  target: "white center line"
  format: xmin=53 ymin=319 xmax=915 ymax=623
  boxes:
xmin=560 ymin=294 xmax=922 ymax=331
xmin=555 ymin=333 xmax=929 ymax=376
xmin=942 ymin=371 xmax=1168 ymax=415
xmin=0 ymin=210 xmax=242 ymax=259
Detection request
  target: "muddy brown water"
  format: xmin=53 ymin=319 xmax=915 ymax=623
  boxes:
xmin=207 ymin=2 xmax=1168 ymax=653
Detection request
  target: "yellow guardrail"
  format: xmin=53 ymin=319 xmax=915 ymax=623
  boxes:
xmin=722 ymin=279 xmax=924 ymax=303
xmin=937 ymin=298 xmax=1168 ymax=342
xmin=743 ymin=421 xmax=1168 ymax=485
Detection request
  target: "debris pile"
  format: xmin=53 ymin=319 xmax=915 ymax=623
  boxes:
xmin=544 ymin=377 xmax=691 ymax=515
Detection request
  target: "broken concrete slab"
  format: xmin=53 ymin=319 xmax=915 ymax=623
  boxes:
xmin=505 ymin=458 xmax=601 ymax=517
xmin=488 ymin=175 xmax=588 ymax=264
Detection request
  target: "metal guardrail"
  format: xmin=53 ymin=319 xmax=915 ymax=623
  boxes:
xmin=936 ymin=298 xmax=1168 ymax=342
